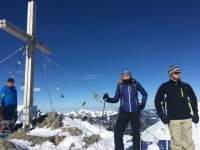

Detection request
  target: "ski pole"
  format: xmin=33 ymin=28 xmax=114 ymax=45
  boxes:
xmin=139 ymin=112 xmax=142 ymax=150
xmin=164 ymin=94 xmax=168 ymax=150
xmin=166 ymin=124 xmax=168 ymax=150
xmin=139 ymin=129 xmax=141 ymax=150
xmin=164 ymin=94 xmax=167 ymax=116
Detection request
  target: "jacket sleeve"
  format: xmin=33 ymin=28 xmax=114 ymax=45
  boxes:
xmin=15 ymin=88 xmax=17 ymax=107
xmin=0 ymin=87 xmax=6 ymax=105
xmin=188 ymin=84 xmax=198 ymax=113
xmin=107 ymin=84 xmax=120 ymax=103
xmin=154 ymin=84 xmax=165 ymax=114
xmin=136 ymin=81 xmax=148 ymax=105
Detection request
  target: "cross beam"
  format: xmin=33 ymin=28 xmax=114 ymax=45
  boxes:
xmin=0 ymin=20 xmax=52 ymax=54
xmin=0 ymin=1 xmax=52 ymax=128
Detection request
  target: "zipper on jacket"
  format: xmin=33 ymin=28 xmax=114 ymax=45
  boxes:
xmin=122 ymin=98 xmax=124 ymax=106
xmin=135 ymin=98 xmax=138 ymax=106
xmin=176 ymin=84 xmax=181 ymax=119
xmin=128 ymin=86 xmax=131 ymax=112
xmin=180 ymin=88 xmax=184 ymax=97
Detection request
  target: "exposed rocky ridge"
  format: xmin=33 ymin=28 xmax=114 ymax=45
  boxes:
xmin=2 ymin=111 xmax=101 ymax=149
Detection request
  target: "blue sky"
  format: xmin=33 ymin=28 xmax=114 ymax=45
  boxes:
xmin=0 ymin=0 xmax=200 ymax=113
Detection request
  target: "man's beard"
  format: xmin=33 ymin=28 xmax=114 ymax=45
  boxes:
xmin=171 ymin=76 xmax=180 ymax=81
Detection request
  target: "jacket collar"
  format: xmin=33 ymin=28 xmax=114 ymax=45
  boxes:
xmin=122 ymin=78 xmax=136 ymax=85
xmin=6 ymin=85 xmax=16 ymax=89
xmin=169 ymin=79 xmax=181 ymax=85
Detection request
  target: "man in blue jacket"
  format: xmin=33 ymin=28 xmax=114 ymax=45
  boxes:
xmin=0 ymin=78 xmax=17 ymax=120
xmin=103 ymin=68 xmax=148 ymax=150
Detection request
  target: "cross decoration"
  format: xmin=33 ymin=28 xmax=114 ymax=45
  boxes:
xmin=0 ymin=1 xmax=52 ymax=129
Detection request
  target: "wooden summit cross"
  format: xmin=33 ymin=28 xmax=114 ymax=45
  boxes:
xmin=0 ymin=1 xmax=52 ymax=128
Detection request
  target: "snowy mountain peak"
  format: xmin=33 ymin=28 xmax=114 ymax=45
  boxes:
xmin=65 ymin=109 xmax=118 ymax=118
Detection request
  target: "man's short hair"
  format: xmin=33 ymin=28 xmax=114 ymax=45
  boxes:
xmin=7 ymin=78 xmax=15 ymax=83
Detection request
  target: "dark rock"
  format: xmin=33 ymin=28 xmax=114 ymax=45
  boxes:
xmin=62 ymin=127 xmax=82 ymax=136
xmin=7 ymin=129 xmax=66 ymax=147
xmin=38 ymin=111 xmax=63 ymax=130
xmin=69 ymin=143 xmax=75 ymax=149
xmin=55 ymin=136 xmax=66 ymax=146
xmin=82 ymin=134 xmax=101 ymax=148
xmin=49 ymin=137 xmax=55 ymax=143
xmin=0 ymin=138 xmax=23 ymax=150
xmin=51 ymin=114 xmax=62 ymax=129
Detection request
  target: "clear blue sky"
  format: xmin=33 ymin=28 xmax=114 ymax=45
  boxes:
xmin=0 ymin=0 xmax=200 ymax=113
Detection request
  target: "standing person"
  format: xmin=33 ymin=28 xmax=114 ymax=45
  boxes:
xmin=154 ymin=65 xmax=199 ymax=150
xmin=103 ymin=68 xmax=148 ymax=150
xmin=0 ymin=78 xmax=17 ymax=120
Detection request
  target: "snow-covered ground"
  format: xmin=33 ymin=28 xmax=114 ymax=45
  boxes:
xmin=9 ymin=117 xmax=129 ymax=150
xmin=8 ymin=103 xmax=200 ymax=150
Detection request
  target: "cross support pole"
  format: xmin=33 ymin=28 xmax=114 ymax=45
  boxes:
xmin=0 ymin=1 xmax=52 ymax=129
xmin=23 ymin=1 xmax=36 ymax=128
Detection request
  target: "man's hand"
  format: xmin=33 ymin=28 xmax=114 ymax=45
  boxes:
xmin=158 ymin=112 xmax=170 ymax=124
xmin=192 ymin=112 xmax=199 ymax=124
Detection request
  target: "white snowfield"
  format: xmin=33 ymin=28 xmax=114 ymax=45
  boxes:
xmin=8 ymin=103 xmax=200 ymax=150
xmin=65 ymin=109 xmax=119 ymax=118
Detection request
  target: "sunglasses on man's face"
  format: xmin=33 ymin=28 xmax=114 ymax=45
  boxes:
xmin=173 ymin=72 xmax=181 ymax=75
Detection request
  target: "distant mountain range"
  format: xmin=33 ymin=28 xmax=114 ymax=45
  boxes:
xmin=65 ymin=109 xmax=159 ymax=135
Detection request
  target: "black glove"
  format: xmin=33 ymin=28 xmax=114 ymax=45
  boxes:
xmin=138 ymin=103 xmax=145 ymax=111
xmin=158 ymin=112 xmax=170 ymax=125
xmin=192 ymin=112 xmax=199 ymax=124
xmin=103 ymin=93 xmax=109 ymax=101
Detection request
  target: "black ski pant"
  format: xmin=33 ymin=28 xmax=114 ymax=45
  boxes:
xmin=114 ymin=111 xmax=141 ymax=150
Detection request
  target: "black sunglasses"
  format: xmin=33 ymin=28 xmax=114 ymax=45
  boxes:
xmin=173 ymin=72 xmax=181 ymax=75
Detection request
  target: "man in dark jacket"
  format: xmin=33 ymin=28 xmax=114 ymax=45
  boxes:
xmin=155 ymin=65 xmax=199 ymax=150
xmin=0 ymin=78 xmax=17 ymax=120
xmin=103 ymin=68 xmax=148 ymax=150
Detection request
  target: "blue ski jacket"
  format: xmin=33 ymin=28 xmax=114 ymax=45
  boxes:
xmin=107 ymin=80 xmax=147 ymax=113
xmin=0 ymin=85 xmax=17 ymax=107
